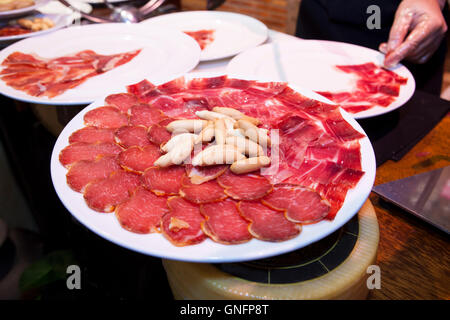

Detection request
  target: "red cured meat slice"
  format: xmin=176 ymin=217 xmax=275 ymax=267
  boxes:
xmin=84 ymin=170 xmax=141 ymax=212
xmin=147 ymin=123 xmax=172 ymax=146
xmin=59 ymin=142 xmax=122 ymax=168
xmin=188 ymin=76 xmax=227 ymax=90
xmin=224 ymin=78 xmax=255 ymax=89
xmin=157 ymin=77 xmax=186 ymax=94
xmin=238 ymin=201 xmax=301 ymax=241
xmin=245 ymin=81 xmax=288 ymax=98
xmin=115 ymin=187 xmax=168 ymax=234
xmin=323 ymin=118 xmax=365 ymax=142
xmin=356 ymin=79 xmax=400 ymax=96
xmin=105 ymin=93 xmax=139 ymax=113
xmin=142 ymin=166 xmax=185 ymax=195
xmin=262 ymin=184 xmax=330 ymax=223
xmin=114 ymin=126 xmax=151 ymax=148
xmin=84 ymin=106 xmax=128 ymax=129
xmin=69 ymin=126 xmax=115 ymax=144
xmin=1 ymin=52 xmax=46 ymax=67
xmin=118 ymin=145 xmax=161 ymax=173
xmin=200 ymin=199 xmax=251 ymax=244
xmin=217 ymin=170 xmax=272 ymax=201
xmin=185 ymin=164 xmax=227 ymax=184
xmin=129 ymin=103 xmax=167 ymax=127
xmin=184 ymin=29 xmax=215 ymax=50
xmin=149 ymin=96 xmax=188 ymax=118
xmin=127 ymin=79 xmax=156 ymax=98
xmin=161 ymin=196 xmax=206 ymax=246
xmin=180 ymin=175 xmax=227 ymax=204
xmin=66 ymin=156 xmax=120 ymax=193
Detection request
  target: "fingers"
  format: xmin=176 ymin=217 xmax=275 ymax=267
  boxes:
xmin=386 ymin=8 xmax=414 ymax=52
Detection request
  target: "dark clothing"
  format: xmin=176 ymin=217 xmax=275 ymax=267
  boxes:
xmin=296 ymin=0 xmax=447 ymax=95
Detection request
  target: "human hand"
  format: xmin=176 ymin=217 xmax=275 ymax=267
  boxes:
xmin=379 ymin=0 xmax=447 ymax=68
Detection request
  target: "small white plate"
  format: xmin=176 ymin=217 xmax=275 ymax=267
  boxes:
xmin=140 ymin=10 xmax=268 ymax=61
xmin=50 ymin=76 xmax=376 ymax=263
xmin=228 ymin=39 xmax=416 ymax=119
xmin=0 ymin=23 xmax=200 ymax=105
xmin=0 ymin=0 xmax=50 ymax=19
xmin=0 ymin=12 xmax=74 ymax=43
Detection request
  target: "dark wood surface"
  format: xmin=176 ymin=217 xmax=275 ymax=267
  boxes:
xmin=368 ymin=114 xmax=450 ymax=300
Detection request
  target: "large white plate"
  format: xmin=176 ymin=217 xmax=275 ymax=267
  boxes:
xmin=0 ymin=12 xmax=74 ymax=43
xmin=140 ymin=10 xmax=268 ymax=61
xmin=0 ymin=23 xmax=200 ymax=105
xmin=50 ymin=76 xmax=376 ymax=263
xmin=0 ymin=0 xmax=50 ymax=19
xmin=227 ymin=39 xmax=416 ymax=119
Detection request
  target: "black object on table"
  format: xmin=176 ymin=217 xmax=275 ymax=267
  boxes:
xmin=358 ymin=90 xmax=450 ymax=167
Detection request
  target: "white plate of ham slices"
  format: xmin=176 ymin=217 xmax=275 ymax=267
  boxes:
xmin=140 ymin=11 xmax=268 ymax=61
xmin=50 ymin=75 xmax=375 ymax=263
xmin=228 ymin=39 xmax=415 ymax=119
xmin=0 ymin=23 xmax=200 ymax=105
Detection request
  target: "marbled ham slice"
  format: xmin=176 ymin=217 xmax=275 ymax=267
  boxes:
xmin=161 ymin=196 xmax=206 ymax=246
xmin=114 ymin=125 xmax=151 ymax=148
xmin=262 ymin=184 xmax=330 ymax=223
xmin=147 ymin=123 xmax=172 ymax=146
xmin=142 ymin=166 xmax=185 ymax=195
xmin=105 ymin=93 xmax=139 ymax=113
xmin=185 ymin=164 xmax=228 ymax=184
xmin=66 ymin=156 xmax=120 ymax=193
xmin=69 ymin=126 xmax=115 ymax=144
xmin=180 ymin=175 xmax=227 ymax=204
xmin=217 ymin=170 xmax=272 ymax=200
xmin=200 ymin=199 xmax=251 ymax=244
xmin=129 ymin=103 xmax=167 ymax=127
xmin=238 ymin=201 xmax=301 ymax=241
xmin=83 ymin=170 xmax=141 ymax=212
xmin=84 ymin=106 xmax=128 ymax=129
xmin=118 ymin=145 xmax=161 ymax=173
xmin=115 ymin=187 xmax=168 ymax=234
xmin=59 ymin=142 xmax=122 ymax=168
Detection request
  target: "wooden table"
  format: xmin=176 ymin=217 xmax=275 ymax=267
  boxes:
xmin=368 ymin=113 xmax=450 ymax=300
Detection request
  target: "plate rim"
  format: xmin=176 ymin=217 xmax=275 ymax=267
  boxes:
xmin=227 ymin=38 xmax=416 ymax=119
xmin=50 ymin=75 xmax=376 ymax=263
xmin=0 ymin=0 xmax=51 ymax=18
xmin=140 ymin=10 xmax=269 ymax=62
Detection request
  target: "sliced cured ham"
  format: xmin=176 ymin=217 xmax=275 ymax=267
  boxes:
xmin=115 ymin=187 xmax=168 ymax=234
xmin=83 ymin=170 xmax=141 ymax=212
xmin=200 ymin=199 xmax=251 ymax=244
xmin=59 ymin=142 xmax=122 ymax=168
xmin=114 ymin=125 xmax=151 ymax=148
xmin=185 ymin=164 xmax=227 ymax=184
xmin=161 ymin=196 xmax=206 ymax=246
xmin=84 ymin=106 xmax=128 ymax=129
xmin=69 ymin=126 xmax=115 ymax=144
xmin=180 ymin=175 xmax=227 ymax=204
xmin=118 ymin=145 xmax=161 ymax=173
xmin=217 ymin=170 xmax=272 ymax=201
xmin=105 ymin=93 xmax=139 ymax=113
xmin=238 ymin=201 xmax=301 ymax=241
xmin=66 ymin=156 xmax=120 ymax=193
xmin=184 ymin=29 xmax=215 ymax=50
xmin=147 ymin=123 xmax=172 ymax=146
xmin=1 ymin=49 xmax=141 ymax=98
xmin=129 ymin=103 xmax=167 ymax=127
xmin=142 ymin=166 xmax=185 ymax=195
xmin=262 ymin=184 xmax=330 ymax=223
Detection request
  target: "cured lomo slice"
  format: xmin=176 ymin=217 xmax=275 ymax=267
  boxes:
xmin=114 ymin=125 xmax=151 ymax=148
xmin=84 ymin=106 xmax=128 ymax=129
xmin=115 ymin=186 xmax=168 ymax=234
xmin=66 ymin=155 xmax=120 ymax=193
xmin=84 ymin=170 xmax=141 ymax=212
xmin=147 ymin=123 xmax=171 ymax=146
xmin=238 ymin=201 xmax=301 ymax=241
xmin=217 ymin=170 xmax=272 ymax=200
xmin=180 ymin=175 xmax=226 ymax=204
xmin=105 ymin=93 xmax=139 ymax=113
xmin=200 ymin=199 xmax=251 ymax=244
xmin=161 ymin=196 xmax=206 ymax=246
xmin=185 ymin=164 xmax=227 ymax=184
xmin=118 ymin=145 xmax=161 ymax=173
xmin=129 ymin=103 xmax=167 ymax=127
xmin=262 ymin=184 xmax=330 ymax=223
xmin=59 ymin=142 xmax=122 ymax=168
xmin=142 ymin=166 xmax=185 ymax=195
xmin=68 ymin=126 xmax=115 ymax=144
